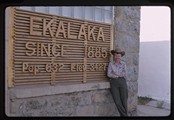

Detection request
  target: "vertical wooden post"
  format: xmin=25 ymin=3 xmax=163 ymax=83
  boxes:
xmin=83 ymin=39 xmax=87 ymax=83
xmin=110 ymin=25 xmax=114 ymax=61
xmin=8 ymin=7 xmax=15 ymax=87
xmin=50 ymin=37 xmax=56 ymax=85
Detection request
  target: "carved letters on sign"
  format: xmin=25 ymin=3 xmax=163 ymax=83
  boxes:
xmin=30 ymin=16 xmax=105 ymax=41
xmin=25 ymin=42 xmax=64 ymax=57
xmin=22 ymin=62 xmax=108 ymax=75
xmin=9 ymin=8 xmax=113 ymax=87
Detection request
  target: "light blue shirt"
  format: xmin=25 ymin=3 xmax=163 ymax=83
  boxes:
xmin=107 ymin=61 xmax=127 ymax=79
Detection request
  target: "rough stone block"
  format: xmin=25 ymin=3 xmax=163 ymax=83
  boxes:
xmin=93 ymin=103 xmax=119 ymax=116
xmin=51 ymin=93 xmax=78 ymax=108
xmin=128 ymin=94 xmax=138 ymax=112
xmin=122 ymin=54 xmax=138 ymax=67
xmin=77 ymin=93 xmax=92 ymax=106
xmin=114 ymin=31 xmax=123 ymax=47
xmin=75 ymin=105 xmax=95 ymax=116
xmin=115 ymin=19 xmax=140 ymax=37
xmin=122 ymin=35 xmax=139 ymax=53
xmin=10 ymin=99 xmax=26 ymax=116
xmin=127 ymin=66 xmax=139 ymax=81
xmin=26 ymin=98 xmax=48 ymax=111
xmin=123 ymin=7 xmax=141 ymax=19
xmin=133 ymin=54 xmax=139 ymax=65
xmin=127 ymin=81 xmax=138 ymax=94
xmin=114 ymin=7 xmax=124 ymax=18
xmin=122 ymin=54 xmax=133 ymax=66
xmin=91 ymin=89 xmax=112 ymax=104
xmin=10 ymin=101 xmax=18 ymax=114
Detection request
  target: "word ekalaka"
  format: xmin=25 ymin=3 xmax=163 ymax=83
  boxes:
xmin=30 ymin=16 xmax=105 ymax=41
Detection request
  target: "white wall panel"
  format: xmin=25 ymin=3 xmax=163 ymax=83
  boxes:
xmin=74 ymin=7 xmax=84 ymax=19
xmin=35 ymin=7 xmax=48 ymax=13
xmin=138 ymin=41 xmax=170 ymax=104
xmin=85 ymin=7 xmax=93 ymax=21
xmin=62 ymin=7 xmax=72 ymax=18
xmin=104 ymin=11 xmax=112 ymax=23
xmin=19 ymin=6 xmax=113 ymax=24
xmin=49 ymin=7 xmax=60 ymax=15
xmin=95 ymin=8 xmax=103 ymax=22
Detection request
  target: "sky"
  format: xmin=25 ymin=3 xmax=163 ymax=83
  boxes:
xmin=140 ymin=6 xmax=170 ymax=42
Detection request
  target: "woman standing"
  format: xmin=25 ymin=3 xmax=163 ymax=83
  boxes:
xmin=107 ymin=48 xmax=128 ymax=116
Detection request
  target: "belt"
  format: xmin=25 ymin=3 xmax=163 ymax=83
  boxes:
xmin=114 ymin=77 xmax=124 ymax=79
xmin=112 ymin=77 xmax=124 ymax=80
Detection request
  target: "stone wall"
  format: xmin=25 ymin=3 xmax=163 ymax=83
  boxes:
xmin=6 ymin=6 xmax=141 ymax=117
xmin=9 ymin=89 xmax=120 ymax=116
xmin=114 ymin=6 xmax=141 ymax=116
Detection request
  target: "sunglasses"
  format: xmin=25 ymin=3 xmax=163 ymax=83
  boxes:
xmin=115 ymin=52 xmax=122 ymax=54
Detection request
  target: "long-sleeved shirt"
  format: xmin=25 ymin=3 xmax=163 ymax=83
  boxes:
xmin=107 ymin=61 xmax=127 ymax=79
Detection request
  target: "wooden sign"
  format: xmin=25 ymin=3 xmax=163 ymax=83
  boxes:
xmin=8 ymin=8 xmax=113 ymax=87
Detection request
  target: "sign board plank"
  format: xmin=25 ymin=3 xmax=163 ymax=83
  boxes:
xmin=8 ymin=8 xmax=113 ymax=87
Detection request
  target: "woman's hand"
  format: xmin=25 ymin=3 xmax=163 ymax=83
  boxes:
xmin=111 ymin=74 xmax=119 ymax=78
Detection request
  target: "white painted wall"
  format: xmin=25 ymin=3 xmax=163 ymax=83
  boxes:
xmin=138 ymin=41 xmax=170 ymax=103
